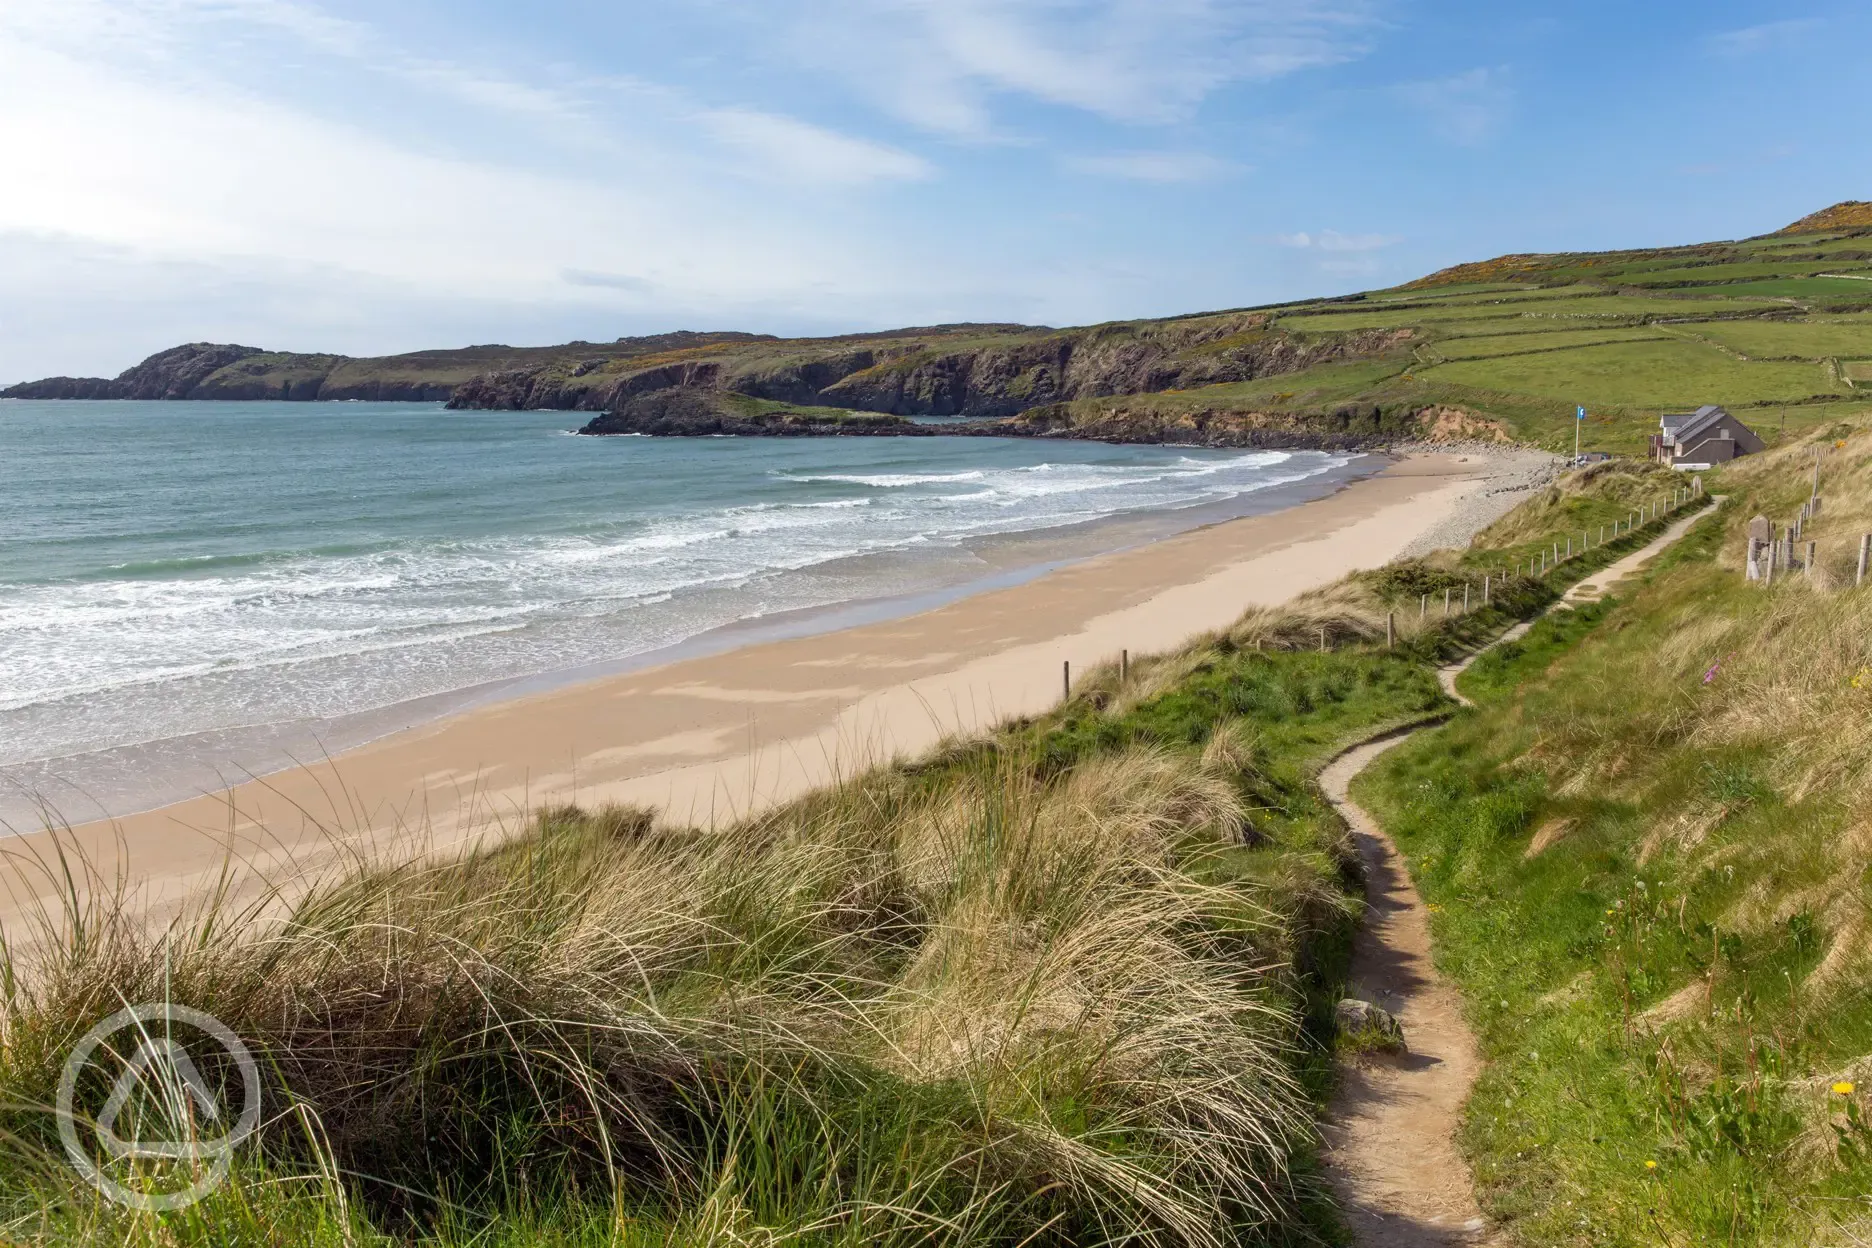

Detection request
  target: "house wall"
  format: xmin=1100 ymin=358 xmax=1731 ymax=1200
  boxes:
xmin=1677 ymin=435 xmax=1738 ymax=464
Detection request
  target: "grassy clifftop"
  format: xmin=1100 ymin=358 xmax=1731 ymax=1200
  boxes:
xmin=1034 ymin=205 xmax=1872 ymax=455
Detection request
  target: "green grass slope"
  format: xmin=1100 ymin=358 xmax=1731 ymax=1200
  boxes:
xmin=979 ymin=203 xmax=1872 ymax=453
xmin=1354 ymin=424 xmax=1872 ymax=1245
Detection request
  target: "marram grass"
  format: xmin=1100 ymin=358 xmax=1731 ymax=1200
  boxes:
xmin=0 ymin=697 xmax=1380 ymax=1245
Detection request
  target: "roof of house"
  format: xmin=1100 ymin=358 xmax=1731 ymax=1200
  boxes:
xmin=1663 ymin=405 xmax=1731 ymax=446
xmin=1676 ymin=405 xmax=1735 ymax=445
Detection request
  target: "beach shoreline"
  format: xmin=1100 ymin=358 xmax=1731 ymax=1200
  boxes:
xmin=0 ymin=446 xmax=1555 ymax=925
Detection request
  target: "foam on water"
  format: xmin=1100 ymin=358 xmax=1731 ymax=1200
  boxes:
xmin=0 ymin=402 xmax=1356 ymax=804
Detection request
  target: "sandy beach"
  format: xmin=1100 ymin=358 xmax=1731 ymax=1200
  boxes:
xmin=0 ymin=448 xmax=1551 ymax=924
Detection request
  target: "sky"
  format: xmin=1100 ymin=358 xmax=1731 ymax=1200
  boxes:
xmin=0 ymin=0 xmax=1867 ymax=380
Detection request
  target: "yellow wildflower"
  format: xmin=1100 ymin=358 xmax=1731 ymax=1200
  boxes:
xmin=1853 ymin=668 xmax=1870 ymax=691
xmin=1644 ymin=1160 xmax=1658 ymax=1170
xmin=1834 ymin=1081 xmax=1856 ymax=1096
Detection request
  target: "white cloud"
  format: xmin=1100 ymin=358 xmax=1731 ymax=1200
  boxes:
xmin=0 ymin=0 xmax=1381 ymax=378
xmin=1064 ymin=151 xmax=1241 ymax=183
xmin=1279 ymin=230 xmax=1399 ymax=251
xmin=722 ymin=0 xmax=1378 ymax=136
xmin=0 ymin=4 xmax=935 ymax=296
xmin=700 ymin=109 xmax=934 ymax=185
xmin=1395 ymin=67 xmax=1512 ymax=146
xmin=1704 ymin=18 xmax=1824 ymax=57
xmin=0 ymin=10 xmax=981 ymax=378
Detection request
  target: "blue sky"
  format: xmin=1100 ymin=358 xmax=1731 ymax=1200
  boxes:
xmin=0 ymin=0 xmax=1866 ymax=379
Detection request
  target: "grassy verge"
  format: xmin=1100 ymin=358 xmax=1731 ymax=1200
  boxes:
xmin=1352 ymin=427 xmax=1872 ymax=1245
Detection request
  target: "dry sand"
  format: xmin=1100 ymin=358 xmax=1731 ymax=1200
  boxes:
xmin=1 ymin=450 xmax=1548 ymax=924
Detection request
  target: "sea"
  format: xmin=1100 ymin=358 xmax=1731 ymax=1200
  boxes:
xmin=0 ymin=400 xmax=1370 ymax=828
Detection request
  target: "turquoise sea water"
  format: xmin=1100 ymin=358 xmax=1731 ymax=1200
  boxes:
xmin=0 ymin=401 xmax=1359 ymax=824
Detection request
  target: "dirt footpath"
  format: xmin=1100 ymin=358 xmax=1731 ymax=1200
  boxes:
xmin=1316 ymin=497 xmax=1723 ymax=1245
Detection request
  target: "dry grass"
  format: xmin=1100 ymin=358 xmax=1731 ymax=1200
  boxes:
xmin=0 ymin=738 xmax=1327 ymax=1246
xmin=1470 ymin=457 xmax=1682 ymax=550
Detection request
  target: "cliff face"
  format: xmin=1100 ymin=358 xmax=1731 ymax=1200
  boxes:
xmin=451 ymin=317 xmax=1413 ymax=423
xmin=2 ymin=332 xmax=780 ymax=404
xmin=579 ymin=389 xmax=928 ymax=437
xmin=578 ymin=373 xmax=1444 ymax=452
xmin=815 ymin=322 xmax=1409 ymax=417
xmin=1 ymin=319 xmax=1405 ymax=422
xmin=4 ymin=343 xmax=266 ymax=400
xmin=1004 ymin=398 xmax=1425 ymax=450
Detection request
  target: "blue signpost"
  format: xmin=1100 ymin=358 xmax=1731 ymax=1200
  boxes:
xmin=1575 ymin=405 xmax=1586 ymax=463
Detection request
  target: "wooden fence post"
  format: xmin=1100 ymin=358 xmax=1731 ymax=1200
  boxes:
xmin=1859 ymin=534 xmax=1871 ymax=587
xmin=1806 ymin=541 xmax=1817 ymax=581
xmin=1421 ymin=593 xmax=1427 ymax=620
xmin=1121 ymin=649 xmax=1129 ymax=682
xmin=1443 ymin=588 xmax=1450 ymax=616
xmin=1483 ymin=574 xmax=1490 ymax=604
xmin=1063 ymin=661 xmax=1071 ymax=702
xmin=1464 ymin=583 xmax=1471 ymax=610
xmin=1387 ymin=612 xmax=1395 ymax=647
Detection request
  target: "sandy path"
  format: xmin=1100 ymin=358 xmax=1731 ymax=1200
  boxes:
xmin=1317 ymin=495 xmax=1720 ymax=1246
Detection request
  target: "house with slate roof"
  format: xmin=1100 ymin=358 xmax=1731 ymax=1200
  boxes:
xmin=1653 ymin=405 xmax=1764 ymax=469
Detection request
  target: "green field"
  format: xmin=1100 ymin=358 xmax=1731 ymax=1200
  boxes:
xmin=1677 ymin=319 xmax=1872 ymax=360
xmin=1278 ymin=296 xmax=1782 ymax=337
xmin=1431 ymin=316 xmax=1648 ymax=339
xmin=1691 ymin=276 xmax=1872 ymax=301
xmin=1624 ymin=261 xmax=1872 ymax=285
xmin=1425 ymin=327 xmax=1673 ymax=362
xmin=1418 ymin=338 xmax=1848 ymax=408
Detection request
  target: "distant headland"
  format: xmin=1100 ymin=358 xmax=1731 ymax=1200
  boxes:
xmin=8 ymin=203 xmax=1870 ymax=455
